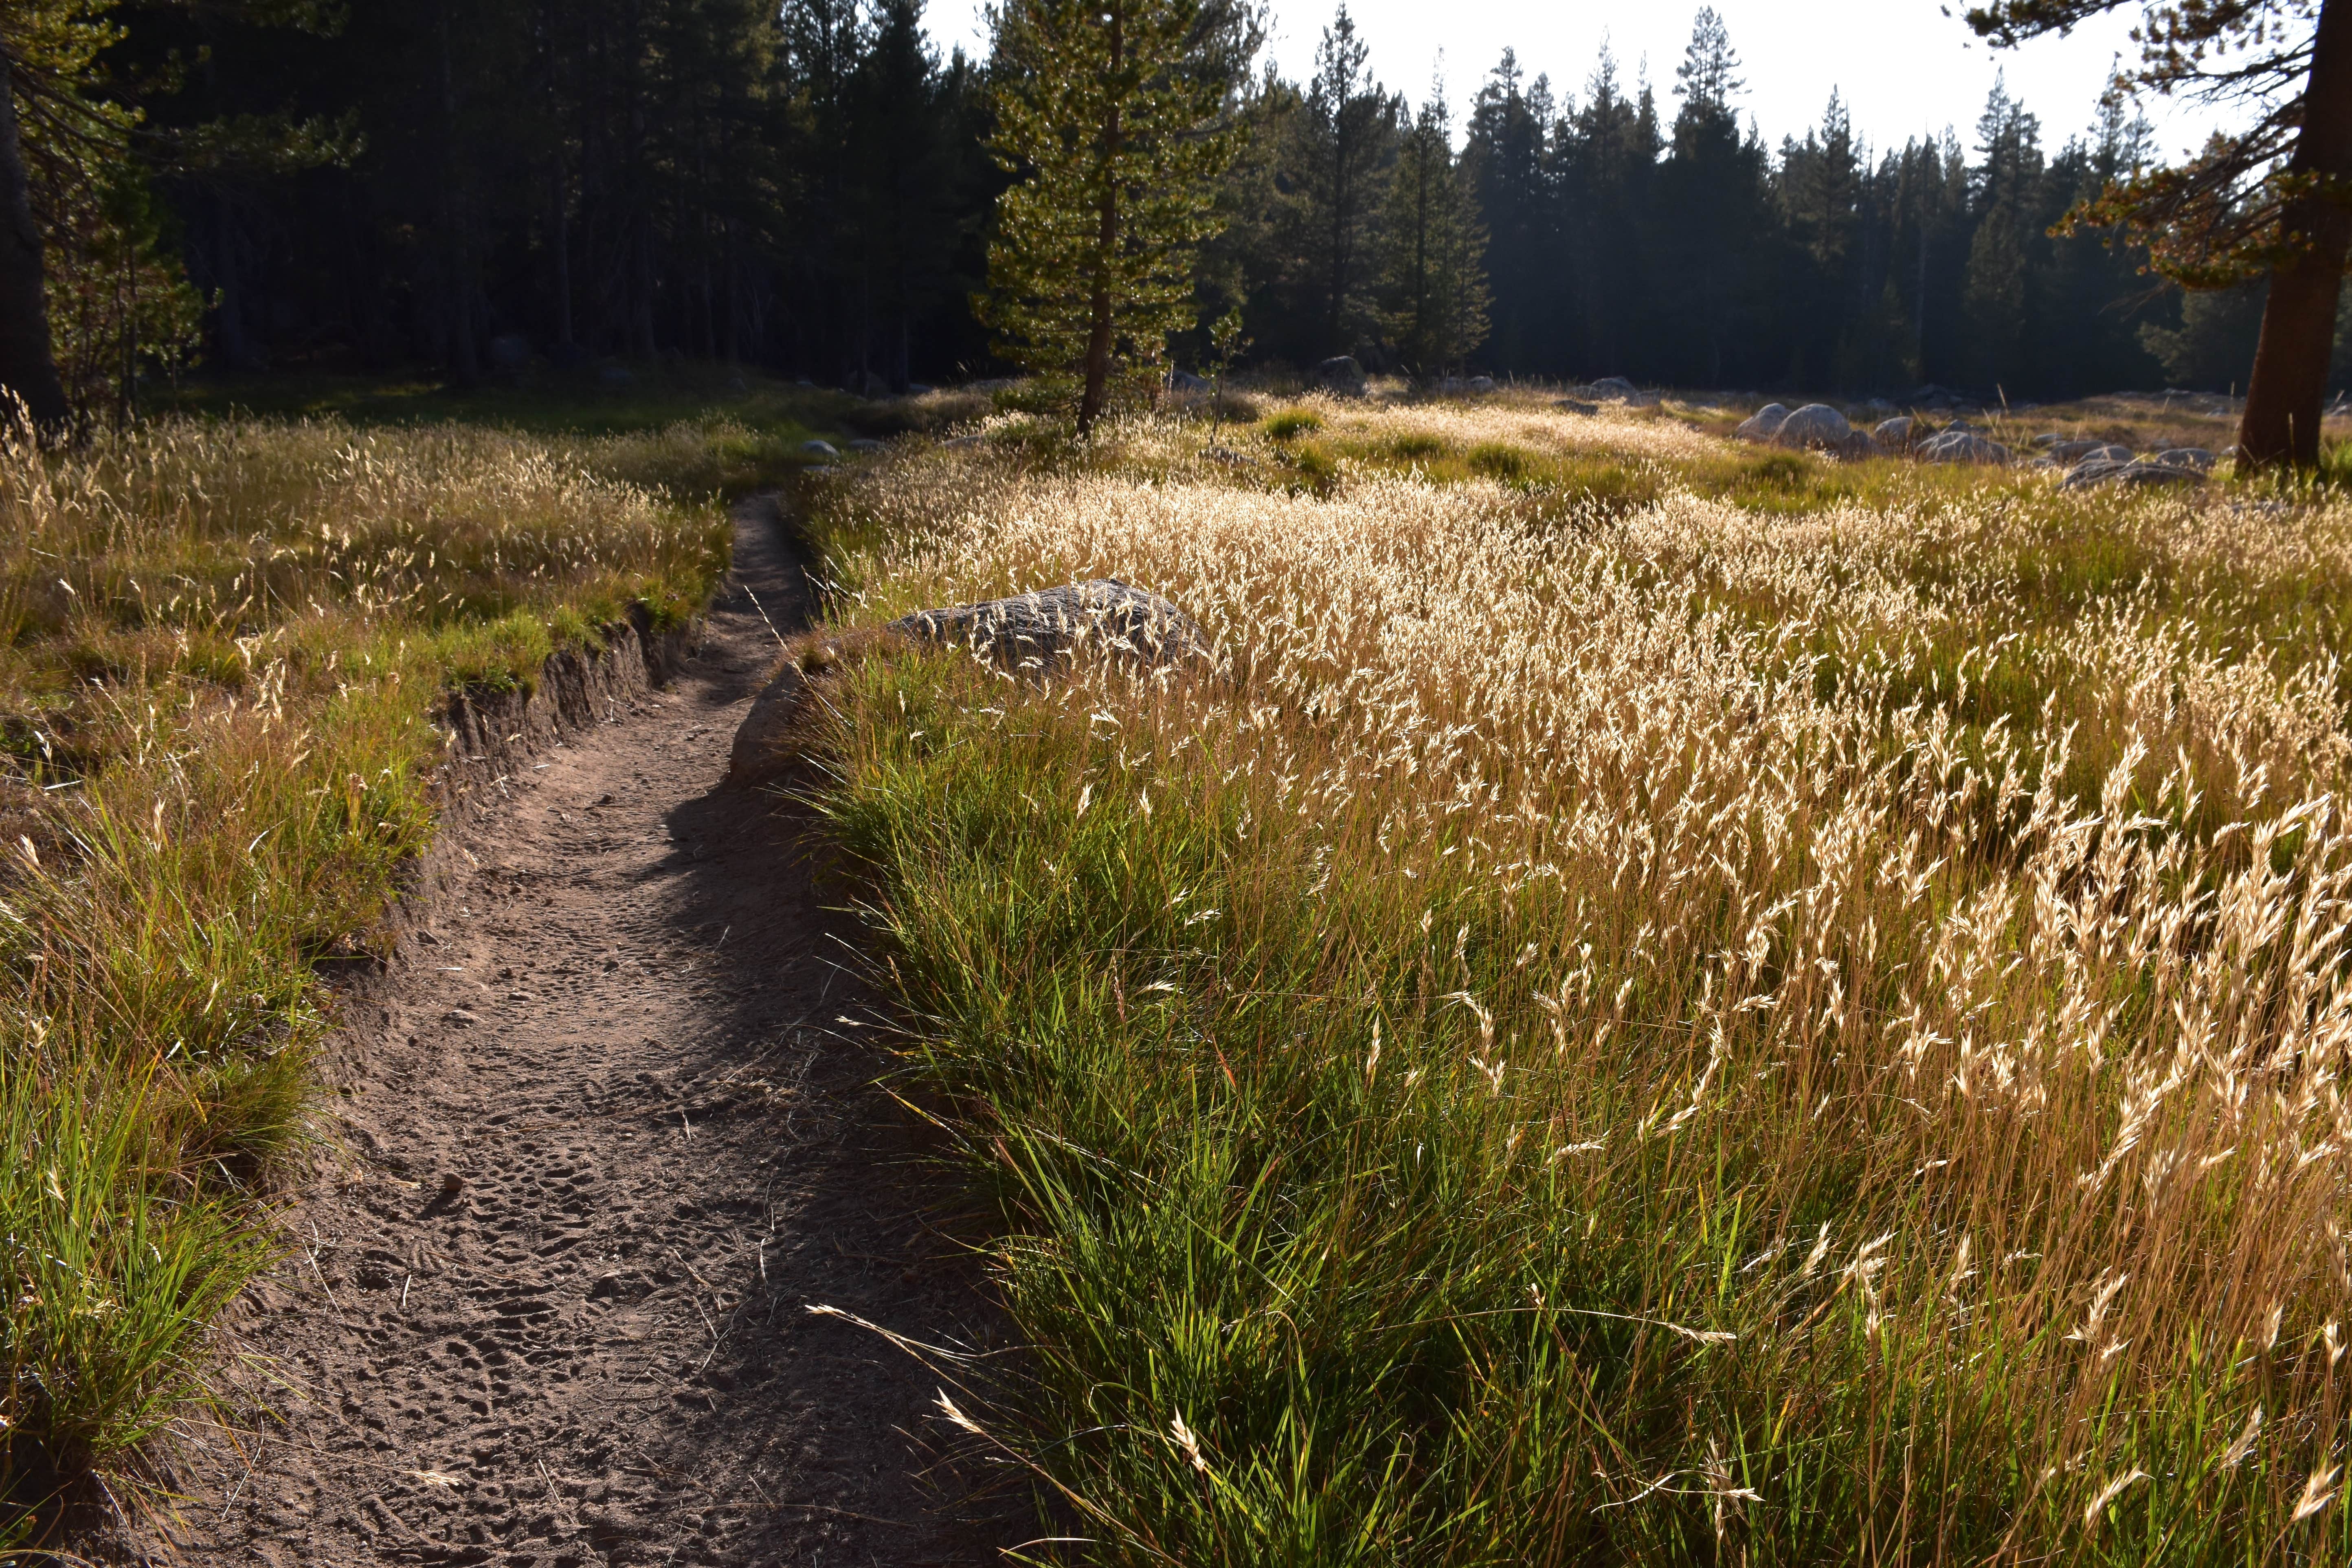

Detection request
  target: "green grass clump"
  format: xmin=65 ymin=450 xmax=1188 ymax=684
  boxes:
xmin=1264 ymin=408 xmax=1325 ymax=440
xmin=0 ymin=413 xmax=728 ymax=1540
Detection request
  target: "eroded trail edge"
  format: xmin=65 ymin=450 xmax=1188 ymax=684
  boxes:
xmin=133 ymin=496 xmax=1001 ymax=1568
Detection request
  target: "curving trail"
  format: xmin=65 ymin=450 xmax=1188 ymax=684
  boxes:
xmin=127 ymin=497 xmax=1004 ymax=1568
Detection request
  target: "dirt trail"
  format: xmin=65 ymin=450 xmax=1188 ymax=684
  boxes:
xmin=130 ymin=497 xmax=1005 ymax=1567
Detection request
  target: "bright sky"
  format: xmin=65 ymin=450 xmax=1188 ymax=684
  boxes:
xmin=927 ymin=0 xmax=2223 ymax=159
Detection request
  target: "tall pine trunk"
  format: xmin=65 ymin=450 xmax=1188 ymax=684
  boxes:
xmin=0 ymin=49 xmax=69 ymax=432
xmin=1076 ymin=3 xmax=1123 ymax=436
xmin=2238 ymin=0 xmax=2352 ymax=468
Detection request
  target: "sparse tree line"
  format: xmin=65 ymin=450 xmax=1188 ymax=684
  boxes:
xmin=0 ymin=0 xmax=2343 ymax=462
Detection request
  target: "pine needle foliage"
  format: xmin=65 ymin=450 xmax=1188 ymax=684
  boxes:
xmin=982 ymin=0 xmax=1246 ymax=436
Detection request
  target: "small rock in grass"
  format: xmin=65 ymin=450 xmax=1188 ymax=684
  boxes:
xmin=1555 ymin=398 xmax=1599 ymax=416
xmin=1915 ymin=429 xmax=2014 ymax=466
xmin=2060 ymin=457 xmax=2206 ymax=490
xmin=1735 ymin=403 xmax=1790 ymax=441
xmin=797 ymin=439 xmax=839 ymax=459
xmin=2154 ymin=446 xmax=2216 ymax=470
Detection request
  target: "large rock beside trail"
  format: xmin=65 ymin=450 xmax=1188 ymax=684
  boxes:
xmin=1916 ymin=428 xmax=2014 ymax=465
xmin=2155 ymin=446 xmax=2216 ymax=471
xmin=726 ymin=660 xmax=813 ymax=789
xmin=727 ymin=580 xmax=1206 ymax=791
xmin=1736 ymin=403 xmax=1790 ymax=441
xmin=888 ymin=579 xmax=1206 ymax=673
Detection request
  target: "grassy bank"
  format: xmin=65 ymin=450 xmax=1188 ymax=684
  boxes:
xmin=0 ymin=413 xmax=735 ymax=1545
xmin=801 ymin=402 xmax=2352 ymax=1564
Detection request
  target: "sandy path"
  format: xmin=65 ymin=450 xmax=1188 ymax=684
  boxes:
xmin=134 ymin=497 xmax=1004 ymax=1568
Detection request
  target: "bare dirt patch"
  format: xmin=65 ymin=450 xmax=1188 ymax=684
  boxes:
xmin=112 ymin=496 xmax=1008 ymax=1567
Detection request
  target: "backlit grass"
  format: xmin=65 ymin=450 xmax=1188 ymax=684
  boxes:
xmin=799 ymin=399 xmax=2352 ymax=1565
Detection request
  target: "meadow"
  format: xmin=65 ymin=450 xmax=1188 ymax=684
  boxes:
xmin=797 ymin=391 xmax=2352 ymax=1564
xmin=0 ymin=405 xmax=782 ymax=1544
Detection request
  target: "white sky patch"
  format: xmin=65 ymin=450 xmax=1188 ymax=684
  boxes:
xmin=926 ymin=0 xmax=2226 ymax=160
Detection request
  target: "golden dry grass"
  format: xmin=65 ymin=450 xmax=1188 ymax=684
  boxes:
xmin=805 ymin=402 xmax=2352 ymax=1563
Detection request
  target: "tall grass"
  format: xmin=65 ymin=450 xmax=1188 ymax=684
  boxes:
xmin=801 ymin=413 xmax=2352 ymax=1563
xmin=0 ymin=416 xmax=728 ymax=1543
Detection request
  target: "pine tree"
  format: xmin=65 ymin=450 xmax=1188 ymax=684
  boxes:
xmin=1654 ymin=7 xmax=1772 ymax=384
xmin=1380 ymin=88 xmax=1488 ymax=376
xmin=983 ymin=0 xmax=1250 ymax=433
xmin=1292 ymin=6 xmax=1398 ymax=359
xmin=1462 ymin=50 xmax=1555 ymax=372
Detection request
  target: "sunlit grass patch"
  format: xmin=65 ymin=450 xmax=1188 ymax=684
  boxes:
xmin=802 ymin=401 xmax=2352 ymax=1565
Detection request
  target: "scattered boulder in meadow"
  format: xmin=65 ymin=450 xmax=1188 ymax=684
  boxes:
xmin=1315 ymin=356 xmax=1368 ymax=395
xmin=1915 ymin=429 xmax=2014 ymax=465
xmin=2155 ymin=446 xmax=2216 ymax=470
xmin=2060 ymin=457 xmax=2206 ymax=491
xmin=1466 ymin=375 xmax=1498 ymax=394
xmin=1575 ymin=376 xmax=1660 ymax=407
xmin=846 ymin=437 xmax=887 ymax=453
xmin=1770 ymin=403 xmax=1854 ymax=451
xmin=889 ymin=580 xmax=1207 ymax=675
xmin=1873 ymin=415 xmax=1917 ymax=448
xmin=2051 ymin=440 xmax=2130 ymax=466
xmin=1555 ymin=398 xmax=1599 ymax=416
xmin=1167 ymin=368 xmax=1212 ymax=393
xmin=1735 ymin=403 xmax=1790 ymax=441
xmin=1767 ymin=404 xmax=1885 ymax=461
xmin=798 ymin=439 xmax=840 ymax=459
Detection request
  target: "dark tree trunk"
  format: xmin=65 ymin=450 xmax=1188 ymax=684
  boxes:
xmin=0 ymin=51 xmax=70 ymax=432
xmin=553 ymin=169 xmax=575 ymax=351
xmin=2239 ymin=0 xmax=2352 ymax=469
xmin=438 ymin=2 xmax=481 ymax=384
xmin=1077 ymin=3 xmax=1123 ymax=437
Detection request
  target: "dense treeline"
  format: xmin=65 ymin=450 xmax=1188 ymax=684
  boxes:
xmin=38 ymin=0 xmax=2351 ymax=399
xmin=98 ymin=0 xmax=999 ymax=393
